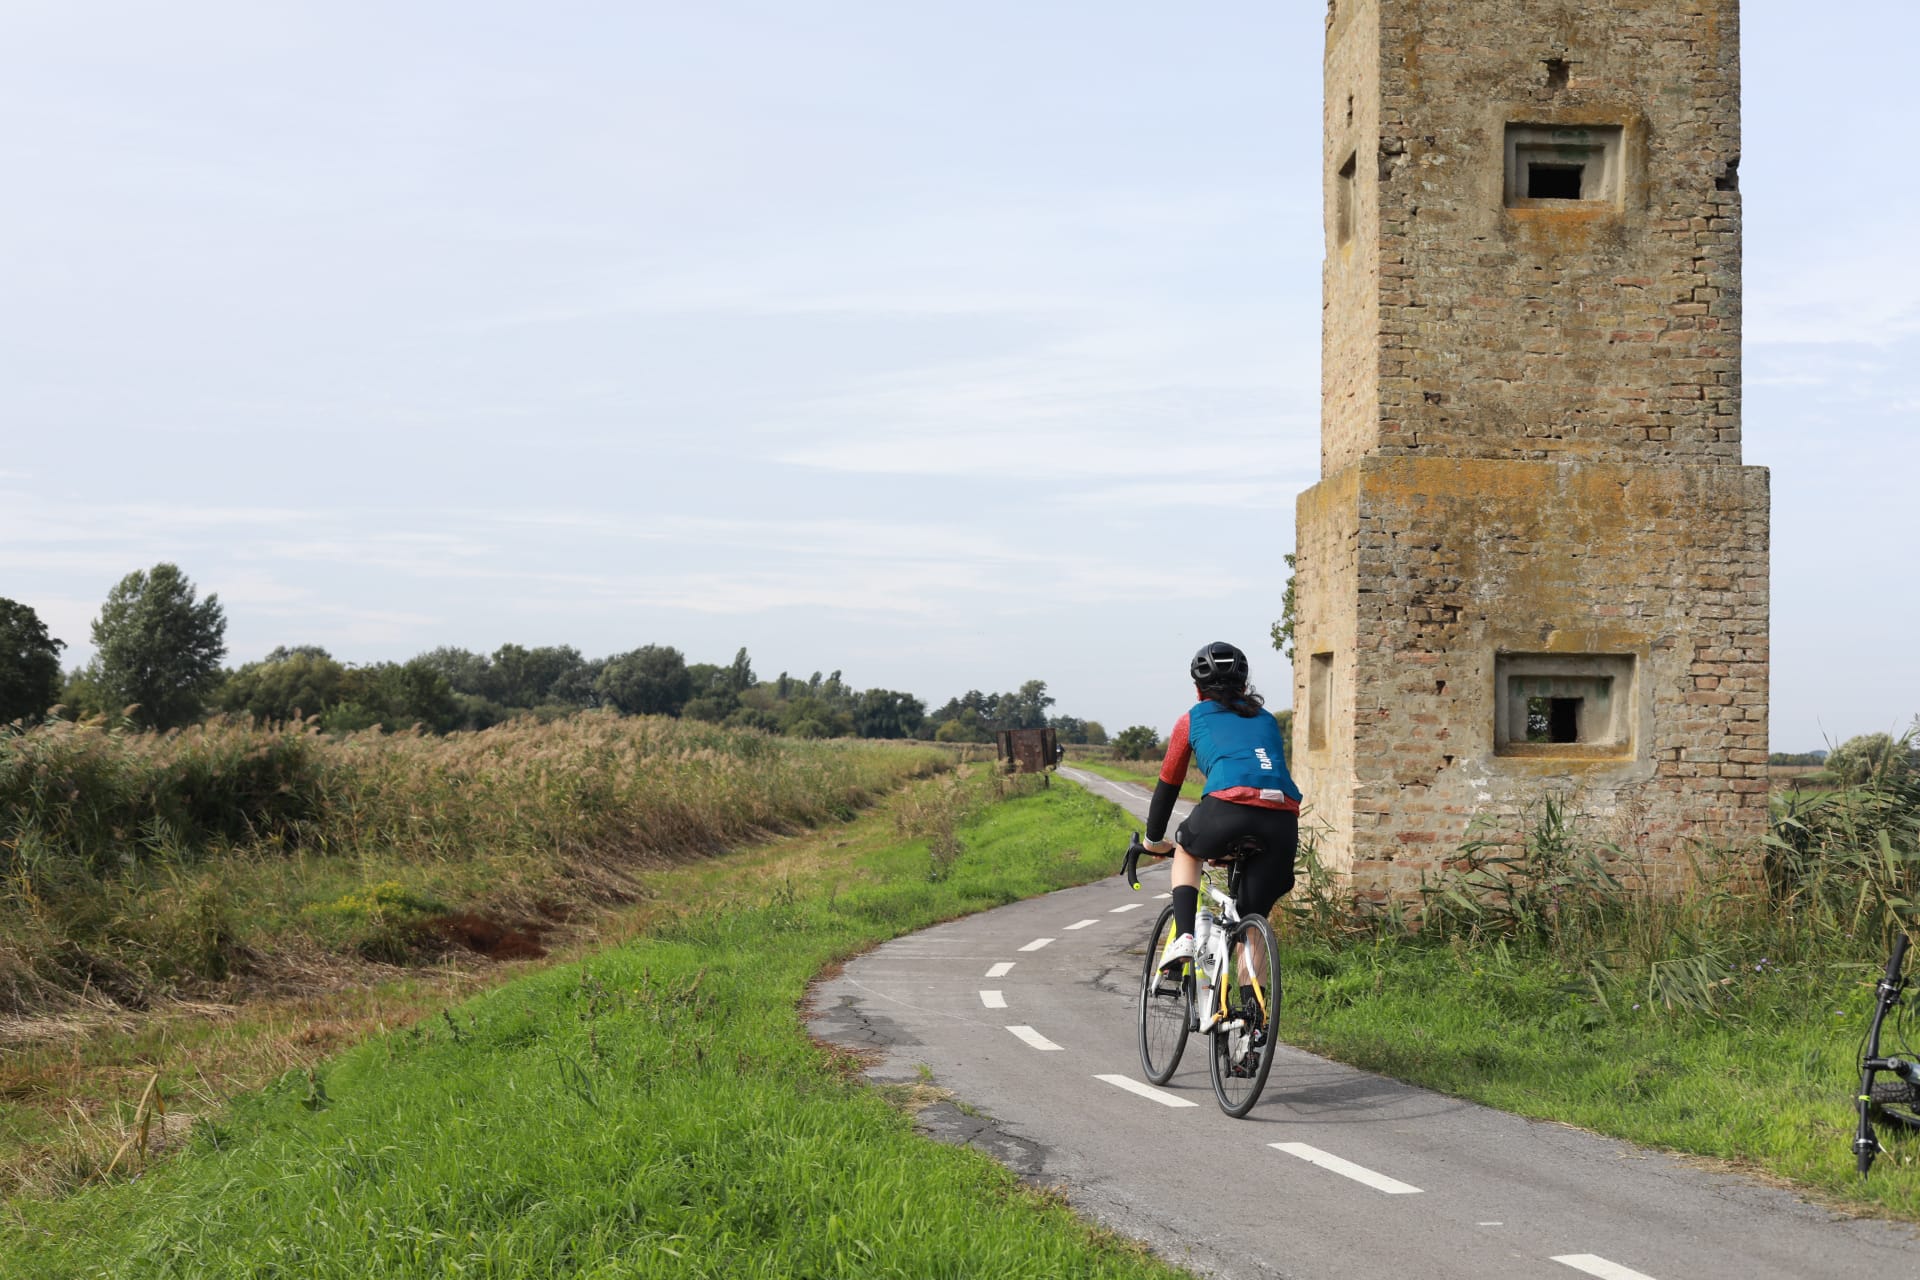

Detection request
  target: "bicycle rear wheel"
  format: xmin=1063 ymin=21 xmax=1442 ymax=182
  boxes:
xmin=1138 ymin=904 xmax=1192 ymax=1085
xmin=1210 ymin=912 xmax=1280 ymax=1118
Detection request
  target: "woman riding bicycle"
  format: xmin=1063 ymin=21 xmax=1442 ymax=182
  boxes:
xmin=1144 ymin=641 xmax=1302 ymax=971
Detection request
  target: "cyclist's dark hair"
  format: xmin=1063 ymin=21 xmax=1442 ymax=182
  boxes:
xmin=1199 ymin=680 xmax=1266 ymax=718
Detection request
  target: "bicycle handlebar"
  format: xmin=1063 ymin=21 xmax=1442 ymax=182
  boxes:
xmin=1123 ymin=832 xmax=1146 ymax=891
xmin=1884 ymin=933 xmax=1910 ymax=989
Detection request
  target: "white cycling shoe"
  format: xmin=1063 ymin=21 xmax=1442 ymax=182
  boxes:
xmin=1158 ymin=932 xmax=1195 ymax=972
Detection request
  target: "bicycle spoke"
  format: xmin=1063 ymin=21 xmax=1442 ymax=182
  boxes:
xmin=1209 ymin=912 xmax=1280 ymax=1118
xmin=1138 ymin=904 xmax=1192 ymax=1085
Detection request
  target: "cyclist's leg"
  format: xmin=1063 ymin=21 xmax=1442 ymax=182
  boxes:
xmin=1169 ymin=797 xmax=1234 ymax=947
xmin=1226 ymin=809 xmax=1297 ymax=982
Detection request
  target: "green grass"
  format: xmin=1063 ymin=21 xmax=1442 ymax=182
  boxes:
xmin=1264 ymin=775 xmax=1920 ymax=1219
xmin=1274 ymin=931 xmax=1920 ymax=1214
xmin=1065 ymin=758 xmax=1204 ymax=802
xmin=0 ymin=773 xmax=1183 ymax=1280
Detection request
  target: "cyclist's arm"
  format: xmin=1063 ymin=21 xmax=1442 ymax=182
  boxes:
xmin=1145 ymin=714 xmax=1192 ymax=849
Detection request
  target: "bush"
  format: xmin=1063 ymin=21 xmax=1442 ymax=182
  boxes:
xmin=1111 ymin=725 xmax=1161 ymax=760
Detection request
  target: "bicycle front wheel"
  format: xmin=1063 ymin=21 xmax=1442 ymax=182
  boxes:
xmin=1138 ymin=904 xmax=1192 ymax=1085
xmin=1210 ymin=911 xmax=1281 ymax=1118
xmin=1870 ymin=1078 xmax=1920 ymax=1133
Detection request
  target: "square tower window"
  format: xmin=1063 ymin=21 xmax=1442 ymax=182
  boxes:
xmin=1504 ymin=124 xmax=1623 ymax=208
xmin=1308 ymin=652 xmax=1334 ymax=751
xmin=1494 ymin=652 xmax=1637 ymax=760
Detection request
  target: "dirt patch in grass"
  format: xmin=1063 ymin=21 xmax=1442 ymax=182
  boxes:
xmin=421 ymin=912 xmax=550 ymax=960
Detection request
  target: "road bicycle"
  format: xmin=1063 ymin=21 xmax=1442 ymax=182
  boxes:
xmin=1122 ymin=832 xmax=1280 ymax=1117
xmin=1856 ymin=931 xmax=1920 ymax=1175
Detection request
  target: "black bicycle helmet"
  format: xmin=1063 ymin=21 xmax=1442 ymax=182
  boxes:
xmin=1189 ymin=641 xmax=1249 ymax=688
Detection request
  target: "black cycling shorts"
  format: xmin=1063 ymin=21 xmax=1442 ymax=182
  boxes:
xmin=1174 ymin=795 xmax=1298 ymax=920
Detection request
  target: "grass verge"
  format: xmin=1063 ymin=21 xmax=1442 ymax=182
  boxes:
xmin=1064 ymin=758 xmax=1204 ymax=802
xmin=1268 ymin=776 xmax=1920 ymax=1222
xmin=1273 ymin=930 xmax=1920 ymax=1215
xmin=0 ymin=770 xmax=1184 ymax=1279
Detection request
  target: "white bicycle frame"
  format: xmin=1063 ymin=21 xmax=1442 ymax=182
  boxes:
xmin=1190 ymin=865 xmax=1246 ymax=1033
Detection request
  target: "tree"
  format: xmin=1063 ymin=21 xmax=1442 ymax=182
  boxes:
xmin=1112 ymin=725 xmax=1161 ymax=761
xmin=852 ymin=689 xmax=925 ymax=739
xmin=779 ymin=695 xmax=851 ymax=738
xmin=1269 ymin=552 xmax=1298 ymax=661
xmin=264 ymin=644 xmax=332 ymax=663
xmin=0 ymin=598 xmax=65 ymax=724
xmin=596 ymin=645 xmax=693 ymax=716
xmin=1048 ymin=715 xmax=1089 ymax=745
xmin=1005 ymin=679 xmax=1055 ymax=729
xmin=1082 ymin=720 xmax=1108 ymax=746
xmin=89 ymin=563 xmax=227 ymax=729
xmin=1824 ymin=732 xmax=1919 ymax=787
xmin=725 ymin=705 xmax=782 ymax=733
xmin=933 ymin=707 xmax=992 ymax=743
xmin=322 ymin=658 xmax=460 ymax=733
xmin=1272 ymin=708 xmax=1295 ymax=751
xmin=219 ymin=649 xmax=348 ymax=723
xmin=485 ymin=643 xmax=576 ymax=707
xmin=726 ymin=647 xmax=755 ymax=695
xmin=418 ymin=646 xmax=492 ymax=698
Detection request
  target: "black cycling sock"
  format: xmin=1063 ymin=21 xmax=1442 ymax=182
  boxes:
xmin=1172 ymin=885 xmax=1198 ymax=938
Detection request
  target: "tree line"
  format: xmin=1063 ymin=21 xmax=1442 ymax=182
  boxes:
xmin=0 ymin=564 xmax=1108 ymax=744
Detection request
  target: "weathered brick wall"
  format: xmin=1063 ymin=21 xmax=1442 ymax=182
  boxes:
xmin=1322 ymin=0 xmax=1384 ymax=474
xmin=1343 ymin=0 xmax=1743 ymax=463
xmin=1295 ymin=0 xmax=1768 ymax=896
xmin=1342 ymin=457 xmax=1769 ymax=899
xmin=1291 ymin=469 xmax=1363 ymax=874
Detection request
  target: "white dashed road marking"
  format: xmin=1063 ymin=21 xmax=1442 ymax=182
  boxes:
xmin=1065 ymin=919 xmax=1098 ymax=930
xmin=979 ymin=990 xmax=1007 ymax=1009
xmin=1018 ymin=938 xmax=1054 ymax=952
xmin=1153 ymin=893 xmax=1170 ymax=900
xmin=1006 ymin=1025 xmax=1062 ymax=1051
xmin=1095 ymin=1074 xmax=1198 ymax=1108
xmin=985 ymin=962 xmax=1014 ymax=978
xmin=1552 ymin=1256 xmax=1661 ymax=1280
xmin=1269 ymin=1143 xmax=1423 ymax=1195
xmin=1110 ymin=903 xmax=1143 ymax=913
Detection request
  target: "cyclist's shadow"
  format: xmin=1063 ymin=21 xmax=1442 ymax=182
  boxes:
xmin=1232 ymin=1046 xmax=1468 ymax=1125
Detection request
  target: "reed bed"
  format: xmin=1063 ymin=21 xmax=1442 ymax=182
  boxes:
xmin=0 ymin=713 xmax=948 ymax=1014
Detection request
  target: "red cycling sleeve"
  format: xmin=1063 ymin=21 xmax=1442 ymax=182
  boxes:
xmin=1158 ymin=714 xmax=1192 ymax=787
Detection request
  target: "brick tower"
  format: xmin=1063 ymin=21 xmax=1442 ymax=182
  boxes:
xmin=1291 ymin=0 xmax=1769 ymax=899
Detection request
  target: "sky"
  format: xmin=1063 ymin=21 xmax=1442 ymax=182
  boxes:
xmin=1 ymin=2 xmax=1912 ymax=751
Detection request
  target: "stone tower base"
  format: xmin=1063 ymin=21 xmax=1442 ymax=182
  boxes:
xmin=1291 ymin=455 xmax=1770 ymax=902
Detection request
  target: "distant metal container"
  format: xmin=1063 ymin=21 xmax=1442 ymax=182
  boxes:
xmin=995 ymin=727 xmax=1059 ymax=775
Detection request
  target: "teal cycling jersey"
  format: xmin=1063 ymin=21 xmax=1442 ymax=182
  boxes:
xmin=1184 ymin=700 xmax=1301 ymax=802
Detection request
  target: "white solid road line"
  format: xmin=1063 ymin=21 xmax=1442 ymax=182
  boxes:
xmin=1065 ymin=919 xmax=1098 ymax=930
xmin=1095 ymin=1074 xmax=1198 ymax=1108
xmin=985 ymin=962 xmax=1014 ymax=978
xmin=980 ymin=990 xmax=1007 ymax=1009
xmin=1269 ymin=1143 xmax=1423 ymax=1195
xmin=1552 ymin=1256 xmax=1661 ymax=1280
xmin=1019 ymin=938 xmax=1054 ymax=952
xmin=1006 ymin=1025 xmax=1063 ymax=1051
xmin=1110 ymin=902 xmax=1143 ymax=913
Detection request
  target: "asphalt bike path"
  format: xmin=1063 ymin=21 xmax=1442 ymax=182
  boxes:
xmin=807 ymin=766 xmax=1920 ymax=1279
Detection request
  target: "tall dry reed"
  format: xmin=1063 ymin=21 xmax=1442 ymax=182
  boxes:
xmin=0 ymin=713 xmax=948 ymax=1011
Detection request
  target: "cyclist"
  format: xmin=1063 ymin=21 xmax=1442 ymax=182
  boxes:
xmin=1143 ymin=641 xmax=1302 ymax=973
